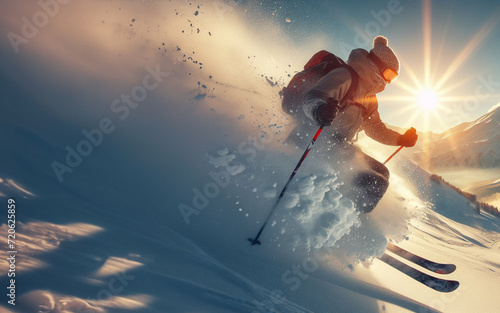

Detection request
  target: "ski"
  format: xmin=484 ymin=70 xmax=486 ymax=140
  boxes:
xmin=379 ymin=253 xmax=459 ymax=293
xmin=386 ymin=242 xmax=456 ymax=274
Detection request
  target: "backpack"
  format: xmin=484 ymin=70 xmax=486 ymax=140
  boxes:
xmin=281 ymin=50 xmax=360 ymax=117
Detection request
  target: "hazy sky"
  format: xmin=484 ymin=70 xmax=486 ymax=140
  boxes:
xmin=1 ymin=0 xmax=500 ymax=134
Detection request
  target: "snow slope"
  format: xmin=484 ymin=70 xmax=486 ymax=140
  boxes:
xmin=2 ymin=132 xmax=500 ymax=313
xmin=1 ymin=1 xmax=500 ymax=313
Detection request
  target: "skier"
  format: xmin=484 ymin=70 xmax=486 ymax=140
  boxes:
xmin=297 ymin=36 xmax=418 ymax=213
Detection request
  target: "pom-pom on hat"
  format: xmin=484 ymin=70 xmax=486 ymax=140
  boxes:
xmin=370 ymin=36 xmax=400 ymax=73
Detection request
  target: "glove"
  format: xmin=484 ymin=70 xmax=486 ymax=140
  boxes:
xmin=397 ymin=127 xmax=418 ymax=147
xmin=313 ymin=98 xmax=339 ymax=126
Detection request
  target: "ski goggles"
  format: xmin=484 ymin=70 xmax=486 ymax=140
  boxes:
xmin=368 ymin=52 xmax=399 ymax=83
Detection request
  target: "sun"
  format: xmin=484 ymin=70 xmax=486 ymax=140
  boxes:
xmin=371 ymin=0 xmax=499 ymax=134
xmin=417 ymin=89 xmax=439 ymax=110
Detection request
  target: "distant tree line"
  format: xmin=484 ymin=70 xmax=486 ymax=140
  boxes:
xmin=429 ymin=174 xmax=500 ymax=218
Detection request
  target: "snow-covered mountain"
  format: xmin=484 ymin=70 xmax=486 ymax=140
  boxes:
xmin=411 ymin=105 xmax=500 ymax=168
xmin=465 ymin=178 xmax=500 ymax=208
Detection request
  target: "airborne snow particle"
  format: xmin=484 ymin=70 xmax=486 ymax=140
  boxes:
xmin=217 ymin=148 xmax=229 ymax=156
xmin=226 ymin=164 xmax=246 ymax=176
xmin=265 ymin=77 xmax=276 ymax=87
xmin=209 ymin=153 xmax=235 ymax=168
xmin=263 ymin=188 xmax=277 ymax=199
xmin=194 ymin=93 xmax=206 ymax=101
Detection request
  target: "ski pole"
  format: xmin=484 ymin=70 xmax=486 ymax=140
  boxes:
xmin=248 ymin=126 xmax=324 ymax=246
xmin=383 ymin=146 xmax=404 ymax=165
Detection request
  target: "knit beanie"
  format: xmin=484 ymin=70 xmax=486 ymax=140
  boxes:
xmin=370 ymin=36 xmax=400 ymax=73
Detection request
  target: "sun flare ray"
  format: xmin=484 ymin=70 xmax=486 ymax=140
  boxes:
xmin=435 ymin=8 xmax=500 ymax=90
xmin=399 ymin=59 xmax=423 ymax=90
xmin=393 ymin=79 xmax=421 ymax=95
xmin=430 ymin=12 xmax=452 ymax=84
xmin=437 ymin=74 xmax=483 ymax=96
xmin=423 ymin=0 xmax=432 ymax=87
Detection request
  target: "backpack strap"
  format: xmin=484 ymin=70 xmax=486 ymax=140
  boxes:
xmin=338 ymin=65 xmax=359 ymax=112
xmin=350 ymin=96 xmax=378 ymax=119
